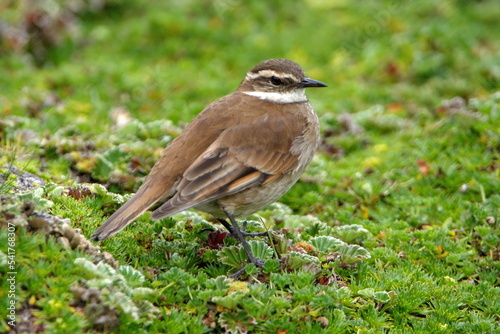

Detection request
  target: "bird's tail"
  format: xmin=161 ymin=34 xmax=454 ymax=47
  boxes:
xmin=91 ymin=180 xmax=164 ymax=241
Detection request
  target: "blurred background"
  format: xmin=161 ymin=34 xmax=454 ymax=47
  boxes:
xmin=0 ymin=0 xmax=499 ymax=197
xmin=1 ymin=0 xmax=499 ymax=127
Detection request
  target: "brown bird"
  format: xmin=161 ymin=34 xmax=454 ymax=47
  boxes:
xmin=91 ymin=59 xmax=327 ymax=267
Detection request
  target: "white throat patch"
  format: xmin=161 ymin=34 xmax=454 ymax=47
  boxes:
xmin=243 ymin=89 xmax=308 ymax=104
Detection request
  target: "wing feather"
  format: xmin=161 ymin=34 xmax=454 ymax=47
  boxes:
xmin=151 ymin=111 xmax=306 ymax=219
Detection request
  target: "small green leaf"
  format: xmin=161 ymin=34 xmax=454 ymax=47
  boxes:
xmin=118 ymin=265 xmax=145 ymax=286
xmin=212 ymin=291 xmax=246 ymax=309
xmin=248 ymin=240 xmax=273 ymax=260
xmin=373 ymin=291 xmax=392 ymax=303
xmin=262 ymin=259 xmax=280 ymax=274
xmin=285 ymin=252 xmax=321 ymax=270
xmin=338 ymin=244 xmax=371 ymax=264
xmin=75 ymin=258 xmax=110 ymax=278
xmin=335 ymin=224 xmax=372 ymax=243
xmin=0 ymin=251 xmax=7 ymax=268
xmin=219 ymin=245 xmax=247 ymax=269
xmin=245 ymin=263 xmax=259 ymax=276
xmin=310 ymin=236 xmax=345 ymax=253
xmin=131 ymin=287 xmax=155 ymax=299
xmin=103 ymin=290 xmax=140 ymax=321
xmin=357 ymin=288 xmax=375 ymax=298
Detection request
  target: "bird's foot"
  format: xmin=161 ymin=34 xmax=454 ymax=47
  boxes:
xmin=240 ymin=230 xmax=269 ymax=237
xmin=228 ymin=267 xmax=247 ymax=279
xmin=228 ymin=258 xmax=265 ymax=279
xmin=217 ymin=218 xmax=269 ymax=238
xmin=240 ymin=220 xmax=270 ymax=237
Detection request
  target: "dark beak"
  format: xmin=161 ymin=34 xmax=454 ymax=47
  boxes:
xmin=298 ymin=78 xmax=328 ymax=88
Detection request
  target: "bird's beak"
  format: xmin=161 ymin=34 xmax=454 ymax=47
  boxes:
xmin=298 ymin=78 xmax=328 ymax=88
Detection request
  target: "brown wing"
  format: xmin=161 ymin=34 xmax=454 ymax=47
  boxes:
xmin=151 ymin=111 xmax=305 ymax=219
xmin=92 ymin=92 xmax=254 ymax=240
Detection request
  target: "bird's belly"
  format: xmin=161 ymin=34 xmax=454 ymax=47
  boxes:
xmin=194 ymin=172 xmax=302 ymax=218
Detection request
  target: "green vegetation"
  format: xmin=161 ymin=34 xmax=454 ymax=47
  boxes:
xmin=1 ymin=0 xmax=499 ymax=332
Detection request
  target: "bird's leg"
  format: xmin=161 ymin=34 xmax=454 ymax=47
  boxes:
xmin=240 ymin=220 xmax=269 ymax=237
xmin=242 ymin=231 xmax=269 ymax=237
xmin=217 ymin=218 xmax=236 ymax=236
xmin=227 ymin=266 xmax=247 ymax=280
xmin=217 ymin=218 xmax=268 ymax=238
xmin=223 ymin=210 xmax=264 ymax=267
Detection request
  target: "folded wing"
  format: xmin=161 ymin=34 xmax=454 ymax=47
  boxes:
xmin=151 ymin=112 xmax=305 ymax=219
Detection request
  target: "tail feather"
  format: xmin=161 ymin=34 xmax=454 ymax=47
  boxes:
xmin=91 ymin=181 xmax=164 ymax=241
xmin=150 ymin=196 xmax=195 ymax=221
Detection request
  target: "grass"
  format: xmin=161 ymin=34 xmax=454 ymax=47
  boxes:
xmin=1 ymin=0 xmax=499 ymax=333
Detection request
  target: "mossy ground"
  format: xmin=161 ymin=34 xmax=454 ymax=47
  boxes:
xmin=1 ymin=0 xmax=499 ymax=333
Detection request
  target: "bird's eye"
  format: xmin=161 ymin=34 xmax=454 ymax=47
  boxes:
xmin=270 ymin=76 xmax=283 ymax=86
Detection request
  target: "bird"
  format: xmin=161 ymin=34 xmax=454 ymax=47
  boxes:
xmin=91 ymin=59 xmax=327 ymax=268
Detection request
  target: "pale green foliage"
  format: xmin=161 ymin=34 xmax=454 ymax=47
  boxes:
xmin=310 ymin=236 xmax=346 ymax=253
xmin=75 ymin=258 xmax=158 ymax=322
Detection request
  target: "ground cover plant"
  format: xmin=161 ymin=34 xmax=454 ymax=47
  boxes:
xmin=1 ymin=0 xmax=499 ymax=333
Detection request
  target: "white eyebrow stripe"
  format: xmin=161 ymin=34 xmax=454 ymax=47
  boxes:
xmin=245 ymin=70 xmax=299 ymax=82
